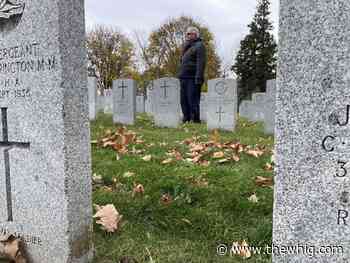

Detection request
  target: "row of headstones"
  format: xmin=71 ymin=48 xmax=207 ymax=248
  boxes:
xmin=89 ymin=77 xmax=238 ymax=131
xmin=4 ymin=1 xmax=350 ymax=262
xmin=239 ymin=79 xmax=276 ymax=134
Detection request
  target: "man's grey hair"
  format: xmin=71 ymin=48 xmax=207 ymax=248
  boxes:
xmin=186 ymin=26 xmax=200 ymax=38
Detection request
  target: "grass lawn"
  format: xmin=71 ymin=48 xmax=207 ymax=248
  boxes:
xmin=91 ymin=113 xmax=274 ymax=263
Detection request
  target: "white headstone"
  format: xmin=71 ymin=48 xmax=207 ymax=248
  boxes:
xmin=113 ymin=79 xmax=136 ymax=125
xmin=154 ymin=78 xmax=181 ymax=128
xmin=207 ymin=79 xmax=237 ymax=131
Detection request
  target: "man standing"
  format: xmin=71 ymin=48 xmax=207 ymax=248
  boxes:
xmin=178 ymin=27 xmax=207 ymax=123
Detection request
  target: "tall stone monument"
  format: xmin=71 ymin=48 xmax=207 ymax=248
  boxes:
xmin=0 ymin=1 xmax=93 ymax=262
xmin=113 ymin=79 xmax=136 ymax=125
xmin=274 ymin=1 xmax=350 ymax=261
xmin=207 ymin=79 xmax=237 ymax=131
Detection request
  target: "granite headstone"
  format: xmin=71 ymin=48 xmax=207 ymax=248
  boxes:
xmin=113 ymin=79 xmax=136 ymax=125
xmin=0 ymin=1 xmax=93 ymax=262
xmin=274 ymin=1 xmax=350 ymax=261
xmin=153 ymin=78 xmax=181 ymax=128
xmin=207 ymin=79 xmax=237 ymax=131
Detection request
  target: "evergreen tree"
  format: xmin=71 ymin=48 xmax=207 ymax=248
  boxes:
xmin=232 ymin=0 xmax=277 ymax=102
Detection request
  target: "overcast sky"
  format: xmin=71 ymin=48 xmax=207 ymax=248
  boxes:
xmin=85 ymin=0 xmax=279 ymax=71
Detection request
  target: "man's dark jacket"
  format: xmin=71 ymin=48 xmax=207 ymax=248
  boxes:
xmin=178 ymin=38 xmax=207 ymax=85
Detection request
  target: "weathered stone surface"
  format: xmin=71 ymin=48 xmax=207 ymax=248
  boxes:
xmin=113 ymin=79 xmax=136 ymax=125
xmin=274 ymin=1 xmax=350 ymax=261
xmin=153 ymin=78 xmax=181 ymax=128
xmin=0 ymin=1 xmax=93 ymax=262
xmin=207 ymin=79 xmax=237 ymax=131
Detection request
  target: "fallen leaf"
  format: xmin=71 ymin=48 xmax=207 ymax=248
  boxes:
xmin=142 ymin=155 xmax=152 ymax=162
xmin=255 ymin=176 xmax=274 ymax=187
xmin=132 ymin=184 xmax=145 ymax=196
xmin=271 ymin=154 xmax=275 ymax=164
xmin=101 ymin=186 xmax=113 ymax=192
xmin=93 ymin=204 xmax=122 ymax=233
xmin=181 ymin=218 xmax=192 ymax=225
xmin=123 ymin=172 xmax=135 ymax=178
xmin=248 ymin=193 xmax=259 ymax=203
xmin=160 ymin=194 xmax=173 ymax=205
xmin=199 ymin=160 xmax=210 ymax=167
xmin=162 ymin=158 xmax=174 ymax=164
xmin=245 ymin=149 xmax=264 ymax=158
xmin=264 ymin=163 xmax=273 ymax=171
xmin=92 ymin=174 xmax=103 ymax=185
xmin=232 ymin=154 xmax=240 ymax=162
xmin=231 ymin=240 xmax=252 ymax=259
xmin=213 ymin=151 xmax=225 ymax=159
xmin=0 ymin=235 xmax=27 ymax=263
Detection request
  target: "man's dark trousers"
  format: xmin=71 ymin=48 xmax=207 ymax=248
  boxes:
xmin=180 ymin=79 xmax=201 ymax=122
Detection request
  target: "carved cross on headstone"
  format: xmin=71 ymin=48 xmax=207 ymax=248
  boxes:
xmin=216 ymin=106 xmax=225 ymax=123
xmin=118 ymin=80 xmax=127 ymax=100
xmin=160 ymin=81 xmax=169 ymax=99
xmin=0 ymin=108 xmax=30 ymax=222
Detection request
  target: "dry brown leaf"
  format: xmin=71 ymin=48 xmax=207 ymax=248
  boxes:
xmin=123 ymin=172 xmax=135 ymax=178
xmin=0 ymin=235 xmax=27 ymax=263
xmin=232 ymin=154 xmax=240 ymax=162
xmin=264 ymin=163 xmax=274 ymax=171
xmin=92 ymin=174 xmax=103 ymax=184
xmin=231 ymin=240 xmax=252 ymax=259
xmin=191 ymin=144 xmax=205 ymax=152
xmin=181 ymin=218 xmax=192 ymax=225
xmin=162 ymin=158 xmax=174 ymax=164
xmin=255 ymin=176 xmax=274 ymax=187
xmin=93 ymin=204 xmax=122 ymax=233
xmin=192 ymin=154 xmax=203 ymax=163
xmin=248 ymin=193 xmax=259 ymax=203
xmin=142 ymin=155 xmax=152 ymax=162
xmin=132 ymin=184 xmax=145 ymax=196
xmin=213 ymin=151 xmax=225 ymax=159
xmin=160 ymin=194 xmax=173 ymax=205
xmin=199 ymin=160 xmax=210 ymax=167
xmin=101 ymin=186 xmax=113 ymax=192
xmin=246 ymin=149 xmax=264 ymax=158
